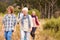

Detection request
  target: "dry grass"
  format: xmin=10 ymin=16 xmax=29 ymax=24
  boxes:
xmin=0 ymin=15 xmax=55 ymax=40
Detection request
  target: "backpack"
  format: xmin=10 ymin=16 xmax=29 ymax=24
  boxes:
xmin=21 ymin=15 xmax=31 ymax=28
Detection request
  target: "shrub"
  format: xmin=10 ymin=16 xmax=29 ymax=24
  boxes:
xmin=43 ymin=18 xmax=60 ymax=32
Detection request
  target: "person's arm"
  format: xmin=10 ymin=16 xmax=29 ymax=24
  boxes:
xmin=17 ymin=13 xmax=23 ymax=24
xmin=17 ymin=13 xmax=20 ymax=24
xmin=36 ymin=16 xmax=40 ymax=26
xmin=2 ymin=15 xmax=6 ymax=32
xmin=29 ymin=15 xmax=33 ymax=31
xmin=12 ymin=15 xmax=17 ymax=32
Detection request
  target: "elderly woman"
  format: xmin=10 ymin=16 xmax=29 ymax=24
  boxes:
xmin=2 ymin=6 xmax=16 ymax=40
xmin=18 ymin=7 xmax=33 ymax=40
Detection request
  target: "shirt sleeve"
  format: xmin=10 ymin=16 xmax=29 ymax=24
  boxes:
xmin=14 ymin=15 xmax=17 ymax=26
xmin=2 ymin=15 xmax=6 ymax=25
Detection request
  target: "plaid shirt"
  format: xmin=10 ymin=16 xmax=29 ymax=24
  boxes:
xmin=3 ymin=14 xmax=16 ymax=31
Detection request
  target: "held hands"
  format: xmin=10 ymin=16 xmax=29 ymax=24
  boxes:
xmin=29 ymin=28 xmax=32 ymax=32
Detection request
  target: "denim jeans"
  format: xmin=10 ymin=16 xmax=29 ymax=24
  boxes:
xmin=4 ymin=31 xmax=12 ymax=40
xmin=21 ymin=30 xmax=30 ymax=40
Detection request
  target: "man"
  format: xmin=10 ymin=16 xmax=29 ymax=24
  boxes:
xmin=18 ymin=7 xmax=33 ymax=40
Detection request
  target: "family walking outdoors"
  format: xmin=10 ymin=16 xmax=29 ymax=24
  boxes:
xmin=2 ymin=6 xmax=40 ymax=40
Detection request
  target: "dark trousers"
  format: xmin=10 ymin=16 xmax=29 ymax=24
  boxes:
xmin=31 ymin=27 xmax=37 ymax=40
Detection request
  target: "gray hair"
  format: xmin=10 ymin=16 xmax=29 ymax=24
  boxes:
xmin=22 ymin=7 xmax=28 ymax=12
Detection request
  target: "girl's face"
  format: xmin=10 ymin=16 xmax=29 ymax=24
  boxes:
xmin=32 ymin=11 xmax=36 ymax=16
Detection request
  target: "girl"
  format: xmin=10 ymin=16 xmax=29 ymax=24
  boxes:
xmin=31 ymin=11 xmax=39 ymax=40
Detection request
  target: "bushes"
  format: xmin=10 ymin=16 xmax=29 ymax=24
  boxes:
xmin=43 ymin=17 xmax=60 ymax=40
xmin=43 ymin=18 xmax=60 ymax=32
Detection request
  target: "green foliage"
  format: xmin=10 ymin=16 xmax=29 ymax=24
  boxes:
xmin=14 ymin=7 xmax=21 ymax=14
xmin=0 ymin=2 xmax=8 ymax=13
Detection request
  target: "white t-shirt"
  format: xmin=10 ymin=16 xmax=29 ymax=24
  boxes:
xmin=32 ymin=17 xmax=36 ymax=27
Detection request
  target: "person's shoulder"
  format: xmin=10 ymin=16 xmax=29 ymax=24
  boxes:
xmin=12 ymin=14 xmax=16 ymax=18
xmin=12 ymin=14 xmax=16 ymax=16
xmin=35 ymin=16 xmax=38 ymax=18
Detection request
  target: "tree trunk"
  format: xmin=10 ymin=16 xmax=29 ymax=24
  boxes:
xmin=45 ymin=3 xmax=47 ymax=18
xmin=48 ymin=3 xmax=51 ymax=19
xmin=51 ymin=5 xmax=53 ymax=18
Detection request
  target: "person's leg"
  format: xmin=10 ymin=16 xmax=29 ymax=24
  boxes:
xmin=24 ymin=31 xmax=27 ymax=40
xmin=21 ymin=30 xmax=25 ymax=40
xmin=7 ymin=31 xmax=12 ymax=40
xmin=26 ymin=32 xmax=30 ymax=40
xmin=31 ymin=27 xmax=37 ymax=40
xmin=31 ymin=27 xmax=34 ymax=37
xmin=4 ymin=31 xmax=8 ymax=40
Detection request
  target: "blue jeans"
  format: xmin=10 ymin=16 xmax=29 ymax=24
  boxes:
xmin=21 ymin=30 xmax=30 ymax=40
xmin=4 ymin=31 xmax=12 ymax=40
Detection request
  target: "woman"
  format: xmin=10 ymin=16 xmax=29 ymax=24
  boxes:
xmin=3 ymin=6 xmax=16 ymax=40
xmin=31 ymin=11 xmax=39 ymax=40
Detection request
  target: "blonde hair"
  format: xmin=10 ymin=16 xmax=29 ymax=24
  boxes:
xmin=7 ymin=6 xmax=14 ymax=13
xmin=32 ymin=11 xmax=36 ymax=13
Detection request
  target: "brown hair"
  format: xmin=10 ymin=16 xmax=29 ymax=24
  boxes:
xmin=7 ymin=6 xmax=14 ymax=13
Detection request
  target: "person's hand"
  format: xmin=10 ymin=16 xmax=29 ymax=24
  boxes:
xmin=12 ymin=28 xmax=16 ymax=33
xmin=12 ymin=30 xmax=14 ymax=32
xmin=29 ymin=28 xmax=32 ymax=32
xmin=2 ymin=25 xmax=5 ymax=32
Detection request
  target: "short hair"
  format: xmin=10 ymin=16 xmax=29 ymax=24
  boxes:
xmin=7 ymin=6 xmax=14 ymax=13
xmin=22 ymin=7 xmax=28 ymax=12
